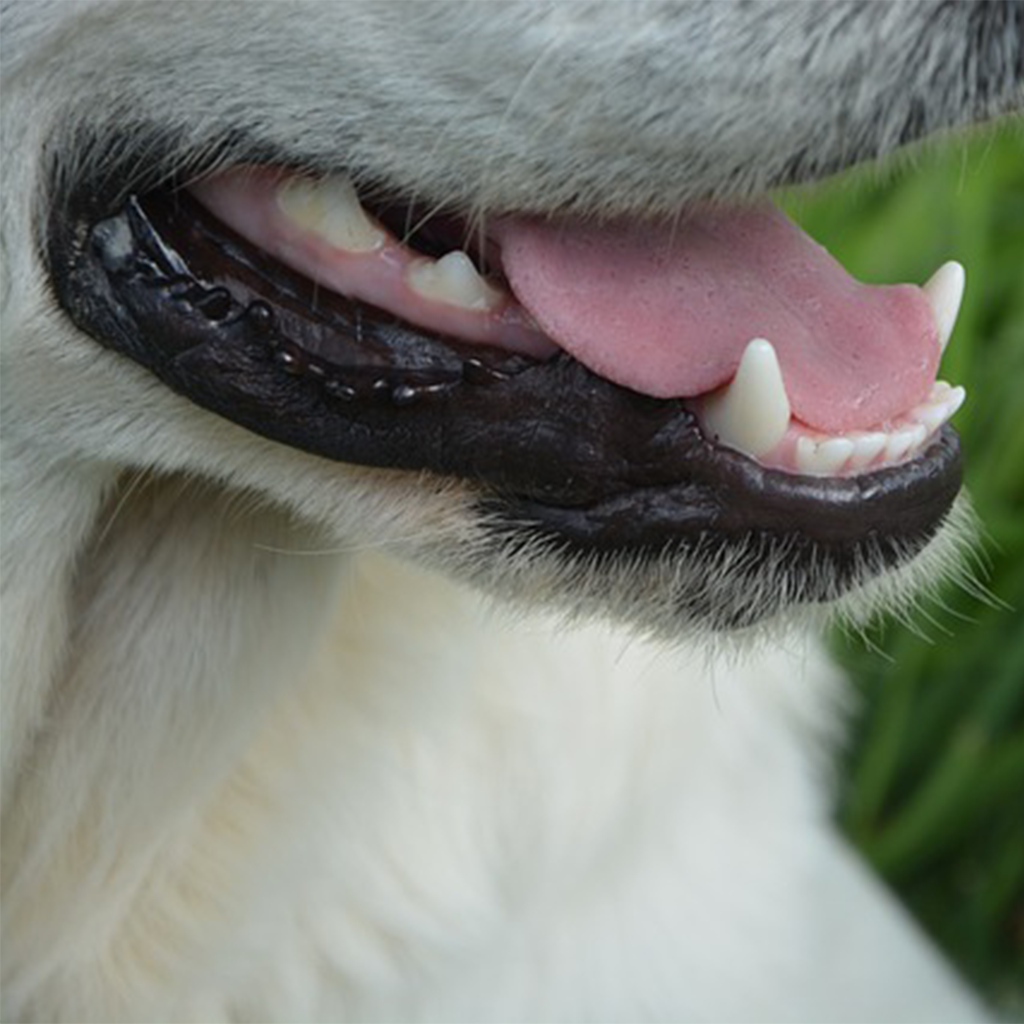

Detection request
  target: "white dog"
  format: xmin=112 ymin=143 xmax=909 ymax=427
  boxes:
xmin=2 ymin=2 xmax=1021 ymax=1021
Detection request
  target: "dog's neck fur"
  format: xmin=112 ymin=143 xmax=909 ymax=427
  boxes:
xmin=0 ymin=449 xmax=838 ymax=1019
xmin=1 ymin=447 xmax=113 ymax=797
xmin=1 ymin=460 xmax=341 ymax=803
xmin=1 ymin=464 xmax=348 ymax=1011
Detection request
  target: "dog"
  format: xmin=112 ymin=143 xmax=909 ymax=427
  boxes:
xmin=2 ymin=2 xmax=1021 ymax=1020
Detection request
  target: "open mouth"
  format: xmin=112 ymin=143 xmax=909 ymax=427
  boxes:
xmin=194 ymin=169 xmax=967 ymax=477
xmin=48 ymin=163 xmax=966 ymax=588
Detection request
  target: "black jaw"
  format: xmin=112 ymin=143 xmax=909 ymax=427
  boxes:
xmin=47 ymin=185 xmax=962 ymax=586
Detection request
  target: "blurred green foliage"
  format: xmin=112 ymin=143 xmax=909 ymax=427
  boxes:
xmin=781 ymin=122 xmax=1024 ymax=1010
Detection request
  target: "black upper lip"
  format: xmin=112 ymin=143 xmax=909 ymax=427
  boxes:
xmin=46 ymin=176 xmax=963 ymax=564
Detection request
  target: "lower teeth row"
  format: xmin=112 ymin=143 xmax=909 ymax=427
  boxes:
xmin=758 ymin=380 xmax=965 ymax=477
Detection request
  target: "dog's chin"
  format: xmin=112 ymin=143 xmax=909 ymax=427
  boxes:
xmin=46 ymin=170 xmax=966 ymax=629
xmin=412 ymin=489 xmax=976 ymax=638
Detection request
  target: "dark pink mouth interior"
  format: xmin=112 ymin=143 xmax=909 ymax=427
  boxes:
xmin=192 ymin=169 xmax=940 ymax=436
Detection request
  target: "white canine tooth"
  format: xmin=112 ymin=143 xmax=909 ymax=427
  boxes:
xmin=923 ymin=260 xmax=965 ymax=353
xmin=847 ymin=432 xmax=888 ymax=470
xmin=795 ymin=436 xmax=854 ymax=476
xmin=406 ymin=251 xmax=503 ymax=311
xmin=277 ymin=175 xmax=385 ymax=252
xmin=701 ymin=339 xmax=791 ymax=458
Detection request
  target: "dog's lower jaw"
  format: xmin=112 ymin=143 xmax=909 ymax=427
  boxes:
xmin=0 ymin=462 xmax=983 ymax=1022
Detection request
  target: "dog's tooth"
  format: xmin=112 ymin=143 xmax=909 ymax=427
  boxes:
xmin=923 ymin=260 xmax=965 ymax=353
xmin=909 ymin=401 xmax=950 ymax=434
xmin=277 ymin=175 xmax=385 ymax=253
xmin=910 ymin=382 xmax=966 ymax=434
xmin=700 ymin=338 xmax=791 ymax=458
xmin=847 ymin=432 xmax=888 ymax=471
xmin=905 ymin=423 xmax=928 ymax=455
xmin=795 ymin=437 xmax=818 ymax=474
xmin=406 ymin=251 xmax=503 ymax=311
xmin=885 ymin=425 xmax=925 ymax=463
xmin=816 ymin=438 xmax=855 ymax=473
xmin=794 ymin=436 xmax=854 ymax=476
xmin=883 ymin=431 xmax=913 ymax=464
xmin=942 ymin=384 xmax=967 ymax=418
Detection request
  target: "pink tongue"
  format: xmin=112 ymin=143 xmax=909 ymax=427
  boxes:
xmin=495 ymin=204 xmax=938 ymax=433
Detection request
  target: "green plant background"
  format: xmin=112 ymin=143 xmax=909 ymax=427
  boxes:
xmin=781 ymin=122 xmax=1024 ymax=1011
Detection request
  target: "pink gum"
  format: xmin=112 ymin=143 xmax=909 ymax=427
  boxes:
xmin=190 ymin=169 xmax=557 ymax=358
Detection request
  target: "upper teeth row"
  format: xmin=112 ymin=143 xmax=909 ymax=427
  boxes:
xmin=406 ymin=251 xmax=503 ymax=311
xmin=699 ymin=261 xmax=966 ymax=476
xmin=277 ymin=174 xmax=502 ymax=312
xmin=277 ymin=176 xmax=386 ymax=253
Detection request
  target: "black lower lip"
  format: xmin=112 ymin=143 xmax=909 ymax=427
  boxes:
xmin=47 ymin=184 xmax=962 ymax=570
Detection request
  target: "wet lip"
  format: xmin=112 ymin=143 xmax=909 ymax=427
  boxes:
xmin=46 ymin=177 xmax=962 ymax=570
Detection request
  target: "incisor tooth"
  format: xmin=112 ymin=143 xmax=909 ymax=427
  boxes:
xmin=911 ymin=382 xmax=966 ymax=433
xmin=406 ymin=251 xmax=503 ymax=311
xmin=816 ymin=438 xmax=855 ymax=472
xmin=701 ymin=338 xmax=791 ymax=458
xmin=910 ymin=401 xmax=950 ymax=434
xmin=944 ymin=384 xmax=967 ymax=418
xmin=886 ymin=425 xmax=926 ymax=463
xmin=795 ymin=436 xmax=854 ymax=476
xmin=923 ymin=261 xmax=965 ymax=353
xmin=847 ymin=432 xmax=888 ymax=471
xmin=277 ymin=175 xmax=385 ymax=253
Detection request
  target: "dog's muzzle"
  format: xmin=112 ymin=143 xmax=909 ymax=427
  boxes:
xmin=47 ymin=169 xmax=964 ymax=606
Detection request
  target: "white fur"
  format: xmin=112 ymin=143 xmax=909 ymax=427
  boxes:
xmin=3 ymin=2 xmax=1015 ymax=1020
